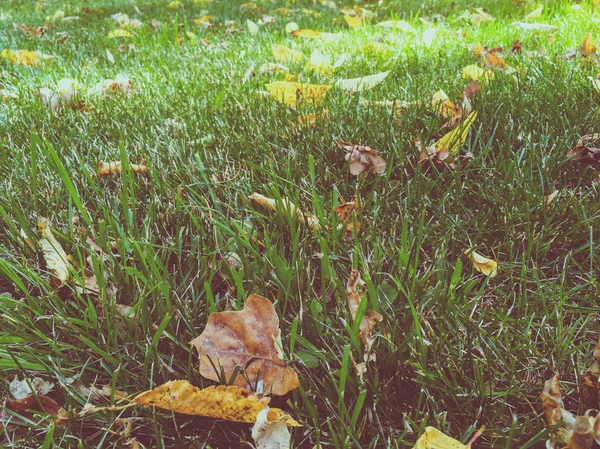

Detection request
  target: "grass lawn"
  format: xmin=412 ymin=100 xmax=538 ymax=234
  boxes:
xmin=2 ymin=0 xmax=600 ymax=447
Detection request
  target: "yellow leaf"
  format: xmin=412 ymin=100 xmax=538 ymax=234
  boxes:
xmin=97 ymin=161 xmax=148 ymax=176
xmin=469 ymin=249 xmax=497 ymax=278
xmin=249 ymin=193 xmax=322 ymax=230
xmin=461 ymin=64 xmax=493 ymax=81
xmin=273 ymin=44 xmax=302 ymax=63
xmin=292 ymin=29 xmax=322 ymax=39
xmin=134 ymin=380 xmax=301 ymax=426
xmin=194 ymin=15 xmax=211 ymax=26
xmin=431 ymin=90 xmax=460 ymax=119
xmin=1 ymin=49 xmax=17 ymax=64
xmin=307 ymin=51 xmax=333 ymax=77
xmin=37 ymin=218 xmax=71 ymax=286
xmin=344 ymin=15 xmax=362 ymax=29
xmin=335 ymin=71 xmax=390 ymax=93
xmin=414 ymin=427 xmax=467 ymax=449
xmin=435 ymin=111 xmax=477 ymax=156
xmin=265 ymin=81 xmax=331 ymax=108
xmin=108 ymin=29 xmax=131 ymax=39
xmin=167 ymin=1 xmax=182 ymax=8
xmin=247 ymin=19 xmax=259 ymax=35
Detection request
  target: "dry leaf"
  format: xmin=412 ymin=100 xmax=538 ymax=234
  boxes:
xmin=566 ymin=34 xmax=599 ymax=63
xmin=307 ymin=51 xmax=333 ymax=77
xmin=265 ymin=81 xmax=331 ymax=108
xmin=37 ymin=218 xmax=71 ymax=286
xmin=2 ymin=395 xmax=67 ymax=426
xmin=339 ymin=140 xmax=387 ymax=175
xmin=89 ymin=74 xmax=133 ymax=96
xmin=461 ymin=64 xmax=493 ymax=81
xmin=17 ymin=24 xmax=45 ymax=37
xmin=249 ymin=193 xmax=322 ymax=230
xmin=1 ymin=49 xmax=53 ymax=66
xmin=10 ymin=377 xmax=54 ymax=401
xmin=335 ymin=71 xmax=390 ymax=93
xmin=190 ymin=295 xmax=300 ymax=396
xmin=292 ymin=29 xmax=322 ymax=39
xmin=541 ymin=374 xmax=563 ymax=426
xmin=252 ymin=406 xmax=292 ymax=449
xmin=334 ymin=199 xmax=360 ymax=237
xmin=272 ymin=44 xmax=302 ymax=63
xmin=346 ymin=270 xmax=382 ymax=353
xmin=344 ymin=15 xmax=362 ymax=29
xmin=469 ymin=250 xmax=498 ymax=278
xmin=566 ymin=134 xmax=600 ymax=165
xmin=435 ymin=111 xmax=477 ymax=156
xmin=108 ymin=29 xmax=131 ymax=39
xmin=413 ymin=427 xmax=466 ymax=449
xmin=97 ymin=161 xmax=149 ymax=177
xmin=580 ymin=335 xmax=600 ymax=411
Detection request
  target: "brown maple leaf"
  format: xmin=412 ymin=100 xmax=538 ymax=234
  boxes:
xmin=190 ymin=295 xmax=299 ymax=396
xmin=567 ymin=134 xmax=600 ymax=165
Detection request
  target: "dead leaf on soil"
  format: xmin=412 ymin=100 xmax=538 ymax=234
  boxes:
xmin=252 ymin=406 xmax=293 ymax=448
xmin=134 ymin=380 xmax=300 ymax=425
xmin=566 ymin=134 xmax=600 ymax=165
xmin=265 ymin=81 xmax=331 ymax=108
xmin=190 ymin=295 xmax=300 ymax=396
xmin=37 ymin=218 xmax=72 ymax=286
xmin=468 ymin=250 xmax=498 ymax=278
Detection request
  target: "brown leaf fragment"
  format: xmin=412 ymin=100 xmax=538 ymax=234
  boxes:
xmin=97 ymin=161 xmax=149 ymax=176
xmin=346 ymin=270 xmax=382 ymax=353
xmin=338 ymin=140 xmax=386 ymax=175
xmin=134 ymin=380 xmax=300 ymax=425
xmin=249 ymin=193 xmax=322 ymax=230
xmin=190 ymin=295 xmax=300 ymax=396
xmin=510 ymin=40 xmax=523 ymax=55
xmin=566 ymin=134 xmax=600 ymax=165
xmin=334 ymin=199 xmax=361 ymax=238
xmin=17 ymin=24 xmax=46 ymax=37
xmin=541 ymin=374 xmax=563 ymax=426
xmin=2 ymin=395 xmax=67 ymax=425
xmin=580 ymin=334 xmax=600 ymax=411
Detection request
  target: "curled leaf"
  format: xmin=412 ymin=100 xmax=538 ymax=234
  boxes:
xmin=346 ymin=270 xmax=382 ymax=353
xmin=469 ymin=250 xmax=498 ymax=278
xmin=252 ymin=406 xmax=293 ymax=448
xmin=249 ymin=193 xmax=321 ymax=230
xmin=335 ymin=71 xmax=390 ymax=93
xmin=339 ymin=140 xmax=386 ymax=176
xmin=190 ymin=294 xmax=300 ymax=396
xmin=413 ymin=426 xmax=467 ymax=449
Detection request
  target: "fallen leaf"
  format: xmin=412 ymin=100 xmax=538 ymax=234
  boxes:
xmin=434 ymin=111 xmax=477 ymax=156
xmin=461 ymin=64 xmax=493 ymax=81
xmin=247 ymin=19 xmax=259 ymax=35
xmin=566 ymin=134 xmax=600 ymax=165
xmin=470 ymin=8 xmax=494 ymax=25
xmin=566 ymin=33 xmax=599 ymax=63
xmin=580 ymin=335 xmax=600 ymax=411
xmin=334 ymin=199 xmax=360 ymax=237
xmin=511 ymin=22 xmax=557 ymax=32
xmin=413 ymin=427 xmax=467 ymax=449
xmin=249 ymin=193 xmax=322 ymax=230
xmin=273 ymin=44 xmax=302 ymax=63
xmin=344 ymin=15 xmax=362 ymax=29
xmin=17 ymin=24 xmax=45 ymax=37
xmin=292 ymin=29 xmax=322 ymax=39
xmin=335 ymin=71 xmax=390 ymax=93
xmin=38 ymin=78 xmax=79 ymax=110
xmin=285 ymin=22 xmax=299 ymax=34
xmin=190 ymin=294 xmax=300 ymax=396
xmin=1 ymin=49 xmax=53 ymax=66
xmin=89 ymin=74 xmax=133 ymax=96
xmin=265 ymin=81 xmax=331 ymax=108
xmin=525 ymin=6 xmax=543 ymax=20
xmin=339 ymin=140 xmax=387 ymax=175
xmin=252 ymin=406 xmax=292 ymax=449
xmin=37 ymin=218 xmax=71 ymax=286
xmin=346 ymin=270 xmax=382 ymax=353
xmin=97 ymin=161 xmax=149 ymax=176
xmin=10 ymin=377 xmax=54 ymax=401
xmin=167 ymin=1 xmax=182 ymax=8
xmin=108 ymin=29 xmax=131 ymax=39
xmin=259 ymin=63 xmax=289 ymax=75
xmin=469 ymin=250 xmax=497 ymax=278
xmin=2 ymin=395 xmax=67 ymax=426
xmin=306 ymin=51 xmax=333 ymax=77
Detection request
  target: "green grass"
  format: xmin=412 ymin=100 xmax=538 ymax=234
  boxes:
xmin=2 ymin=0 xmax=600 ymax=447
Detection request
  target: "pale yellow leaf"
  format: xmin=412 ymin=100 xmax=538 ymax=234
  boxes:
xmin=344 ymin=15 xmax=361 ymax=29
xmin=469 ymin=250 xmax=497 ymax=278
xmin=335 ymin=71 xmax=390 ymax=93
xmin=108 ymin=29 xmax=131 ymax=39
xmin=376 ymin=20 xmax=416 ymax=33
xmin=37 ymin=218 xmax=71 ymax=285
xmin=414 ymin=427 xmax=466 ymax=449
xmin=273 ymin=45 xmax=302 ymax=63
xmin=265 ymin=81 xmax=331 ymax=108
xmin=252 ymin=407 xmax=292 ymax=449
xmin=249 ymin=193 xmax=322 ymax=230
xmin=247 ymin=19 xmax=259 ymax=35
